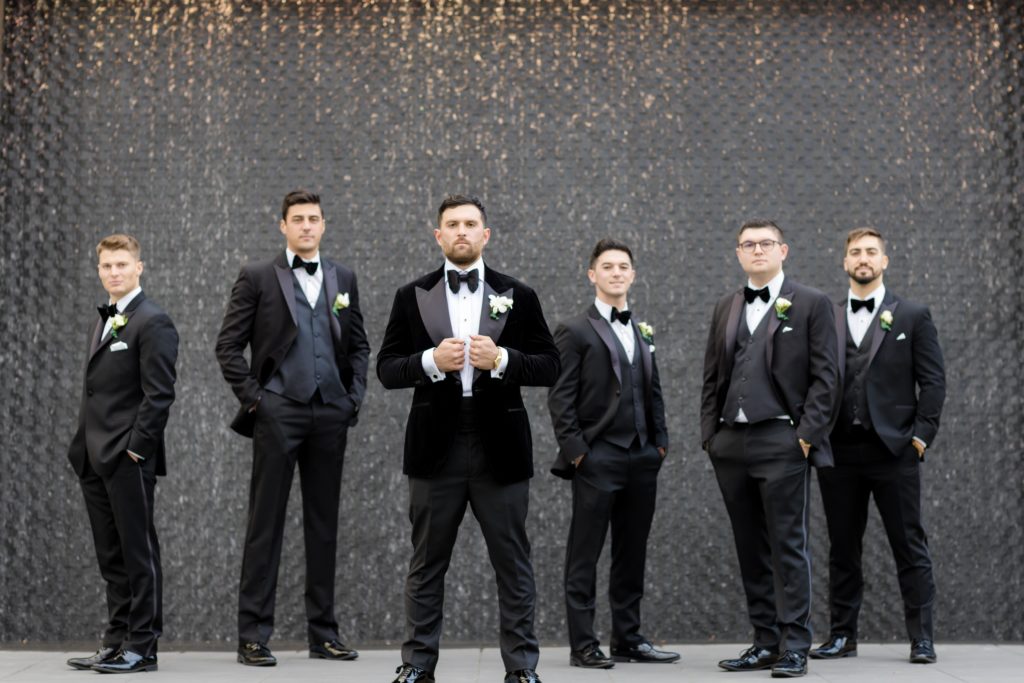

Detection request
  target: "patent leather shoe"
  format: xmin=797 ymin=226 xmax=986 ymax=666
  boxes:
xmin=309 ymin=638 xmax=359 ymax=660
xmin=719 ymin=645 xmax=779 ymax=671
xmin=570 ymin=644 xmax=614 ymax=669
xmin=504 ymin=669 xmax=542 ymax=683
xmin=67 ymin=647 xmax=118 ymax=670
xmin=610 ymin=641 xmax=680 ymax=663
xmin=910 ymin=639 xmax=937 ymax=664
xmin=91 ymin=649 xmax=158 ymax=674
xmin=770 ymin=651 xmax=807 ymax=678
xmin=237 ymin=641 xmax=276 ymax=666
xmin=809 ymin=635 xmax=857 ymax=659
xmin=392 ymin=664 xmax=435 ymax=682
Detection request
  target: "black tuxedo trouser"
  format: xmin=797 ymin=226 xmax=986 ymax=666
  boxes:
xmin=402 ymin=401 xmax=539 ymax=673
xmin=238 ymin=390 xmax=352 ymax=645
xmin=79 ymin=455 xmax=162 ymax=657
xmin=818 ymin=428 xmax=935 ymax=641
xmin=565 ymin=437 xmax=661 ymax=651
xmin=709 ymin=420 xmax=812 ymax=655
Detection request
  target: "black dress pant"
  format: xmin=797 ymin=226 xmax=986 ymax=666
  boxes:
xmin=402 ymin=400 xmax=539 ymax=673
xmin=564 ymin=437 xmax=661 ymax=651
xmin=79 ymin=455 xmax=162 ymax=657
xmin=238 ymin=390 xmax=353 ymax=645
xmin=709 ymin=420 xmax=813 ymax=655
xmin=818 ymin=427 xmax=935 ymax=641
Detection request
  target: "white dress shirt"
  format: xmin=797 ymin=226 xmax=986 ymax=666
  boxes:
xmin=421 ymin=259 xmax=509 ymax=396
xmin=593 ymin=298 xmax=635 ymax=362
xmin=285 ymin=248 xmax=323 ymax=307
xmin=847 ymin=283 xmax=885 ymax=348
xmin=737 ymin=270 xmax=789 ymax=423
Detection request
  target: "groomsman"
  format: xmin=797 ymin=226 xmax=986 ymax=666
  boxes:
xmin=548 ymin=238 xmax=677 ymax=669
xmin=216 ymin=190 xmax=369 ymax=666
xmin=377 ymin=195 xmax=560 ymax=683
xmin=810 ymin=228 xmax=945 ymax=664
xmin=66 ymin=234 xmax=178 ymax=673
xmin=700 ymin=219 xmax=839 ymax=678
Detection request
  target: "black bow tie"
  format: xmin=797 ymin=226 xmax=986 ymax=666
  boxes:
xmin=744 ymin=286 xmax=770 ymax=304
xmin=291 ymin=255 xmax=318 ymax=275
xmin=850 ymin=298 xmax=875 ymax=313
xmin=609 ymin=307 xmax=631 ymax=324
xmin=97 ymin=303 xmax=118 ymax=321
xmin=447 ymin=269 xmax=479 ymax=294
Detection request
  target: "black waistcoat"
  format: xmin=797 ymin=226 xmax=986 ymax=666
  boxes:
xmin=602 ymin=327 xmax=649 ymax=449
xmin=264 ymin=276 xmax=346 ymax=404
xmin=838 ymin=318 xmax=879 ymax=431
xmin=722 ymin=309 xmax=787 ymax=425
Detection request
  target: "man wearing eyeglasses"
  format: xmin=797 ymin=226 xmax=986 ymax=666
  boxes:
xmin=700 ymin=219 xmax=839 ymax=678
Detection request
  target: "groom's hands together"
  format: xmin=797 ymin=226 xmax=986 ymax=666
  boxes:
xmin=433 ymin=338 xmax=466 ymax=372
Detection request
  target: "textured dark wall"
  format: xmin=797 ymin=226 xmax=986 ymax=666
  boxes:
xmin=1 ymin=1 xmax=1021 ymax=646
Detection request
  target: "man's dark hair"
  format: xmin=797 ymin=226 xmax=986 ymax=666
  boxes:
xmin=737 ymin=218 xmax=784 ymax=242
xmin=589 ymin=238 xmax=634 ymax=268
xmin=282 ymin=189 xmax=322 ymax=220
xmin=437 ymin=194 xmax=486 ymax=225
xmin=845 ymin=227 xmax=886 ymax=252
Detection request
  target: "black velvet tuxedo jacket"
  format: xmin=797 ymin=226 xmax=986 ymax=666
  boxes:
xmin=700 ymin=276 xmax=839 ymax=468
xmin=68 ymin=291 xmax=179 ymax=479
xmin=547 ymin=305 xmax=668 ymax=479
xmin=832 ymin=290 xmax=945 ymax=457
xmin=377 ymin=265 xmax=560 ymax=483
xmin=215 ymin=251 xmax=370 ymax=437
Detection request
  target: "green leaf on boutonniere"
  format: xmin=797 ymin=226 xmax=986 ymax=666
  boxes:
xmin=774 ymin=297 xmax=792 ymax=320
xmin=879 ymin=310 xmax=893 ymax=331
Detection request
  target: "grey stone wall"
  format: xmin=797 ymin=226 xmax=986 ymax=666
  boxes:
xmin=1 ymin=0 xmax=1021 ymax=646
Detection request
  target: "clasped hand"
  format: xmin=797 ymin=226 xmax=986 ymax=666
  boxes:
xmin=433 ymin=335 xmax=498 ymax=372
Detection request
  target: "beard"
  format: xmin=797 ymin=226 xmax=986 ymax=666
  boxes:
xmin=847 ymin=266 xmax=879 ymax=286
xmin=444 ymin=244 xmax=481 ymax=267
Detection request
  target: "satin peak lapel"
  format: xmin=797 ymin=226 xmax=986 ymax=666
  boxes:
xmin=633 ymin=319 xmax=653 ymax=387
xmin=724 ymin=291 xmax=744 ymax=362
xmin=834 ymin=301 xmax=847 ymax=383
xmin=274 ymin=263 xmax=298 ymax=327
xmin=867 ymin=296 xmax=899 ymax=368
xmin=90 ymin=292 xmax=146 ymax=363
xmin=588 ymin=310 xmax=622 ymax=385
xmin=475 ymin=282 xmax=513 ymax=381
xmin=415 ymin=275 xmax=453 ymax=347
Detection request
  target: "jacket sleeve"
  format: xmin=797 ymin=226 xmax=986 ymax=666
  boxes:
xmin=377 ymin=287 xmax=432 ymax=390
xmin=501 ymin=287 xmax=561 ymax=387
xmin=344 ymin=272 xmax=371 ymax=407
xmin=911 ymin=306 xmax=946 ymax=447
xmin=795 ymin=291 xmax=840 ymax=447
xmin=127 ymin=312 xmax=179 ymax=458
xmin=547 ymin=322 xmax=588 ymax=468
xmin=700 ymin=299 xmax=725 ymax=448
xmin=215 ymin=266 xmax=261 ymax=406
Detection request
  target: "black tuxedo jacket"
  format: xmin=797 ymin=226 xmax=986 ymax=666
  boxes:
xmin=68 ymin=292 xmax=178 ymax=479
xmin=377 ymin=265 xmax=560 ymax=483
xmin=832 ymin=290 xmax=945 ymax=456
xmin=547 ymin=305 xmax=668 ymax=479
xmin=700 ymin=276 xmax=839 ymax=468
xmin=215 ymin=251 xmax=370 ymax=437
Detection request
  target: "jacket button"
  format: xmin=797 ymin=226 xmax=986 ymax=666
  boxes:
xmin=87 ymin=389 xmax=94 ymax=396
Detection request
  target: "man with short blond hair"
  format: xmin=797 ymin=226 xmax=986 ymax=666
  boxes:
xmin=66 ymin=234 xmax=178 ymax=673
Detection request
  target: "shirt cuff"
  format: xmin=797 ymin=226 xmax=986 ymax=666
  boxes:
xmin=421 ymin=349 xmax=445 ymax=383
xmin=490 ymin=347 xmax=509 ymax=379
xmin=912 ymin=436 xmax=927 ymax=449
xmin=128 ymin=450 xmax=145 ymax=461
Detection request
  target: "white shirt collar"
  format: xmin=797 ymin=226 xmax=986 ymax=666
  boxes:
xmin=285 ymin=248 xmax=321 ymax=265
xmin=848 ymin=283 xmax=886 ymax=311
xmin=747 ymin=270 xmax=785 ymax=301
xmin=594 ymin=297 xmax=628 ymax=322
xmin=444 ymin=257 xmax=484 ymax=277
xmin=112 ymin=286 xmax=142 ymax=311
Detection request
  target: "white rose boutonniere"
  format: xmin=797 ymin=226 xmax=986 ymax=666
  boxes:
xmin=110 ymin=313 xmax=128 ymax=338
xmin=637 ymin=321 xmax=655 ymax=352
xmin=774 ymin=297 xmax=792 ymax=321
xmin=332 ymin=292 xmax=350 ymax=316
xmin=488 ymin=294 xmax=513 ymax=320
xmin=879 ymin=310 xmax=893 ymax=331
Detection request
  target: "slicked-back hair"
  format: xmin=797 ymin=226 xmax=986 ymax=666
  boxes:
xmin=437 ymin=194 xmax=487 ymax=226
xmin=845 ymin=227 xmax=886 ymax=252
xmin=737 ymin=218 xmax=784 ymax=243
xmin=96 ymin=233 xmax=141 ymax=260
xmin=589 ymin=238 xmax=634 ymax=268
xmin=281 ymin=189 xmax=322 ymax=220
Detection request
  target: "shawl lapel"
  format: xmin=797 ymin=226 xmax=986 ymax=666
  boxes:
xmin=587 ymin=306 xmax=622 ymax=385
xmin=90 ymin=291 xmax=147 ymax=363
xmin=274 ymin=252 xmax=298 ymax=328
xmin=867 ymin=291 xmax=899 ymax=368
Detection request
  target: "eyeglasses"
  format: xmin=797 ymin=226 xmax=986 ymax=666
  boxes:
xmin=737 ymin=239 xmax=781 ymax=253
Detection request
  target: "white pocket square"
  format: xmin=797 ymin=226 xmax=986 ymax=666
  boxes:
xmin=896 ymin=332 xmax=907 ymax=341
xmin=110 ymin=341 xmax=128 ymax=352
xmin=782 ymin=326 xmax=794 ymax=333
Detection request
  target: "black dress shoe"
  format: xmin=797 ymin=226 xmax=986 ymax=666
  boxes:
xmin=392 ymin=664 xmax=436 ymax=682
xmin=910 ymin=639 xmax=937 ymax=664
xmin=809 ymin=635 xmax=857 ymax=659
xmin=719 ymin=645 xmax=779 ymax=671
xmin=237 ymin=641 xmax=276 ymax=666
xmin=309 ymin=639 xmax=359 ymax=660
xmin=770 ymin=651 xmax=807 ymax=678
xmin=570 ymin=644 xmax=614 ymax=669
xmin=67 ymin=647 xmax=118 ymax=670
xmin=90 ymin=649 xmax=158 ymax=674
xmin=610 ymin=641 xmax=680 ymax=663
xmin=504 ymin=669 xmax=542 ymax=683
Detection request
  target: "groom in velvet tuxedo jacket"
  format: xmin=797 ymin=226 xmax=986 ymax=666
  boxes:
xmin=216 ymin=189 xmax=369 ymax=667
xmin=377 ymin=195 xmax=560 ymax=683
xmin=701 ymin=219 xmax=839 ymax=679
xmin=66 ymin=234 xmax=178 ymax=674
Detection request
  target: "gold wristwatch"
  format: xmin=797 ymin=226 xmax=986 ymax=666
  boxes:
xmin=492 ymin=348 xmax=503 ymax=371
